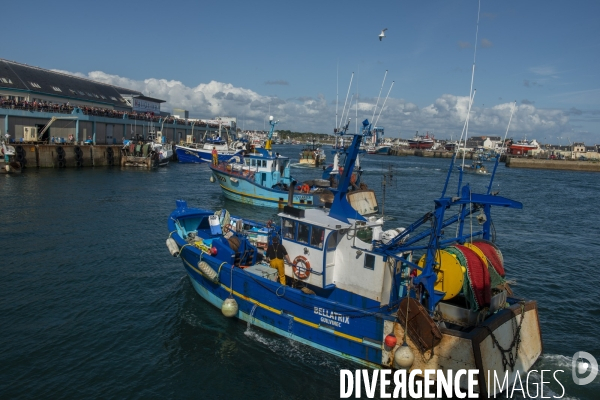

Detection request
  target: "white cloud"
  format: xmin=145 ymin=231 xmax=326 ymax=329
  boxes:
xmin=52 ymin=70 xmax=585 ymax=141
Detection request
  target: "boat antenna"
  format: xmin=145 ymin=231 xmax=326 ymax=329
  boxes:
xmin=339 ymin=73 xmax=354 ymax=131
xmin=487 ymin=101 xmax=516 ymax=194
xmin=371 ymin=70 xmax=388 ymax=124
xmin=441 ymin=89 xmax=476 ymax=198
xmin=373 ymin=81 xmax=394 ymax=128
xmin=442 ymin=0 xmax=480 ymax=198
xmin=460 ymin=0 xmax=481 ymax=171
xmin=355 ymin=65 xmax=359 ymax=135
xmin=336 ymin=59 xmax=339 ymax=131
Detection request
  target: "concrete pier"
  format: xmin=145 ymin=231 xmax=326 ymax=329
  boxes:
xmin=506 ymin=157 xmax=600 ymax=172
xmin=11 ymin=144 xmax=122 ymax=168
xmin=391 ymin=148 xmax=475 ymax=159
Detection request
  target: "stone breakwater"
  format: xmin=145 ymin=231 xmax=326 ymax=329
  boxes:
xmin=506 ymin=157 xmax=600 ymax=172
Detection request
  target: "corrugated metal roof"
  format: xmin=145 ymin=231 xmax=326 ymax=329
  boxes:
xmin=0 ymin=58 xmax=154 ymax=108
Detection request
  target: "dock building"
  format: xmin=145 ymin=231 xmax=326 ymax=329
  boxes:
xmin=0 ymin=58 xmax=235 ymax=145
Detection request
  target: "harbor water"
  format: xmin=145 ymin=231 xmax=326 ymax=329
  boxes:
xmin=1 ymin=145 xmax=598 ymax=399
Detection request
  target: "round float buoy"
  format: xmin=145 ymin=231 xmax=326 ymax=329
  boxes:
xmin=394 ymin=342 xmax=415 ymax=369
xmin=210 ymin=175 xmax=215 ymax=183
xmin=221 ymin=297 xmax=238 ymax=317
xmin=384 ymin=334 xmax=397 ymax=349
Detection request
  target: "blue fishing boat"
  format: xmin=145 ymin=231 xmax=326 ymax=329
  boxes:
xmin=166 ymin=119 xmax=542 ymax=397
xmin=175 ymin=137 xmax=242 ymax=164
xmin=208 ymin=116 xmax=332 ymax=209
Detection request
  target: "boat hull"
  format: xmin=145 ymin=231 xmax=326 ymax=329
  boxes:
xmin=408 ymin=141 xmax=434 ymax=150
xmin=382 ymin=301 xmax=542 ymax=397
xmin=179 ymin=249 xmax=387 ymax=369
xmin=374 ymin=146 xmax=391 ymax=155
xmin=299 ymin=158 xmax=323 ymax=167
xmin=181 ymin=247 xmax=541 ymax=397
xmin=176 ymin=145 xmax=242 ymax=164
xmin=211 ymin=168 xmax=326 ymax=209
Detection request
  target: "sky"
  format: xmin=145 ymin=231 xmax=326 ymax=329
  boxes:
xmin=2 ymin=0 xmax=599 ymax=144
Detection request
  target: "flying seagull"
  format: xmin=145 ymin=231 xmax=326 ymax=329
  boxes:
xmin=379 ymin=28 xmax=387 ymax=41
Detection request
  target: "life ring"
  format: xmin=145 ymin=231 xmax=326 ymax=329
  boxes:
xmin=293 ymin=255 xmax=311 ymax=279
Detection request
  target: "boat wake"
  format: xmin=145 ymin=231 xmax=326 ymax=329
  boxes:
xmin=243 ymin=328 xmax=348 ymax=372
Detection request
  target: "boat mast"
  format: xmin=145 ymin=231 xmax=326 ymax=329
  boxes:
xmin=373 ymin=80 xmax=395 ymax=133
xmin=441 ymin=0 xmax=480 ymax=198
xmin=460 ymin=0 xmax=481 ymax=172
xmin=487 ymin=101 xmax=516 ymax=194
xmin=338 ymin=73 xmax=354 ymax=132
xmin=371 ymin=70 xmax=387 ymax=144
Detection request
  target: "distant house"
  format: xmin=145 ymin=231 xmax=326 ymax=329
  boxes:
xmin=465 ymin=136 xmax=502 ymax=151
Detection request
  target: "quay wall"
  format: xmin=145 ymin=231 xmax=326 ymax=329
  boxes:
xmin=506 ymin=157 xmax=600 ymax=172
xmin=12 ymin=144 xmax=122 ymax=168
xmin=391 ymin=148 xmax=475 ymax=159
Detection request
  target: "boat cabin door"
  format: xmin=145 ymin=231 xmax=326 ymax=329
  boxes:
xmin=324 ymin=231 xmax=338 ymax=286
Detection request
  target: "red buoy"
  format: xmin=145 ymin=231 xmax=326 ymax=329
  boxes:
xmin=384 ymin=334 xmax=397 ymax=348
xmin=211 ymin=246 xmax=218 ymax=256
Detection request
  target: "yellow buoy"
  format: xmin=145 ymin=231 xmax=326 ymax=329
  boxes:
xmin=417 ymin=250 xmax=465 ymax=300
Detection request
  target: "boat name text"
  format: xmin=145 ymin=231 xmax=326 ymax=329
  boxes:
xmin=314 ymin=307 xmax=349 ymax=327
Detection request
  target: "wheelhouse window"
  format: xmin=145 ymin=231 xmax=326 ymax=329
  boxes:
xmin=283 ymin=219 xmax=295 ymax=239
xmin=311 ymin=226 xmax=325 ymax=249
xmin=297 ymin=222 xmax=310 ymax=244
xmin=364 ymin=254 xmax=375 ymax=270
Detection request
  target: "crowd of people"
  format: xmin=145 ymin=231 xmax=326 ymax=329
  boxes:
xmin=0 ymin=98 xmax=223 ymax=128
